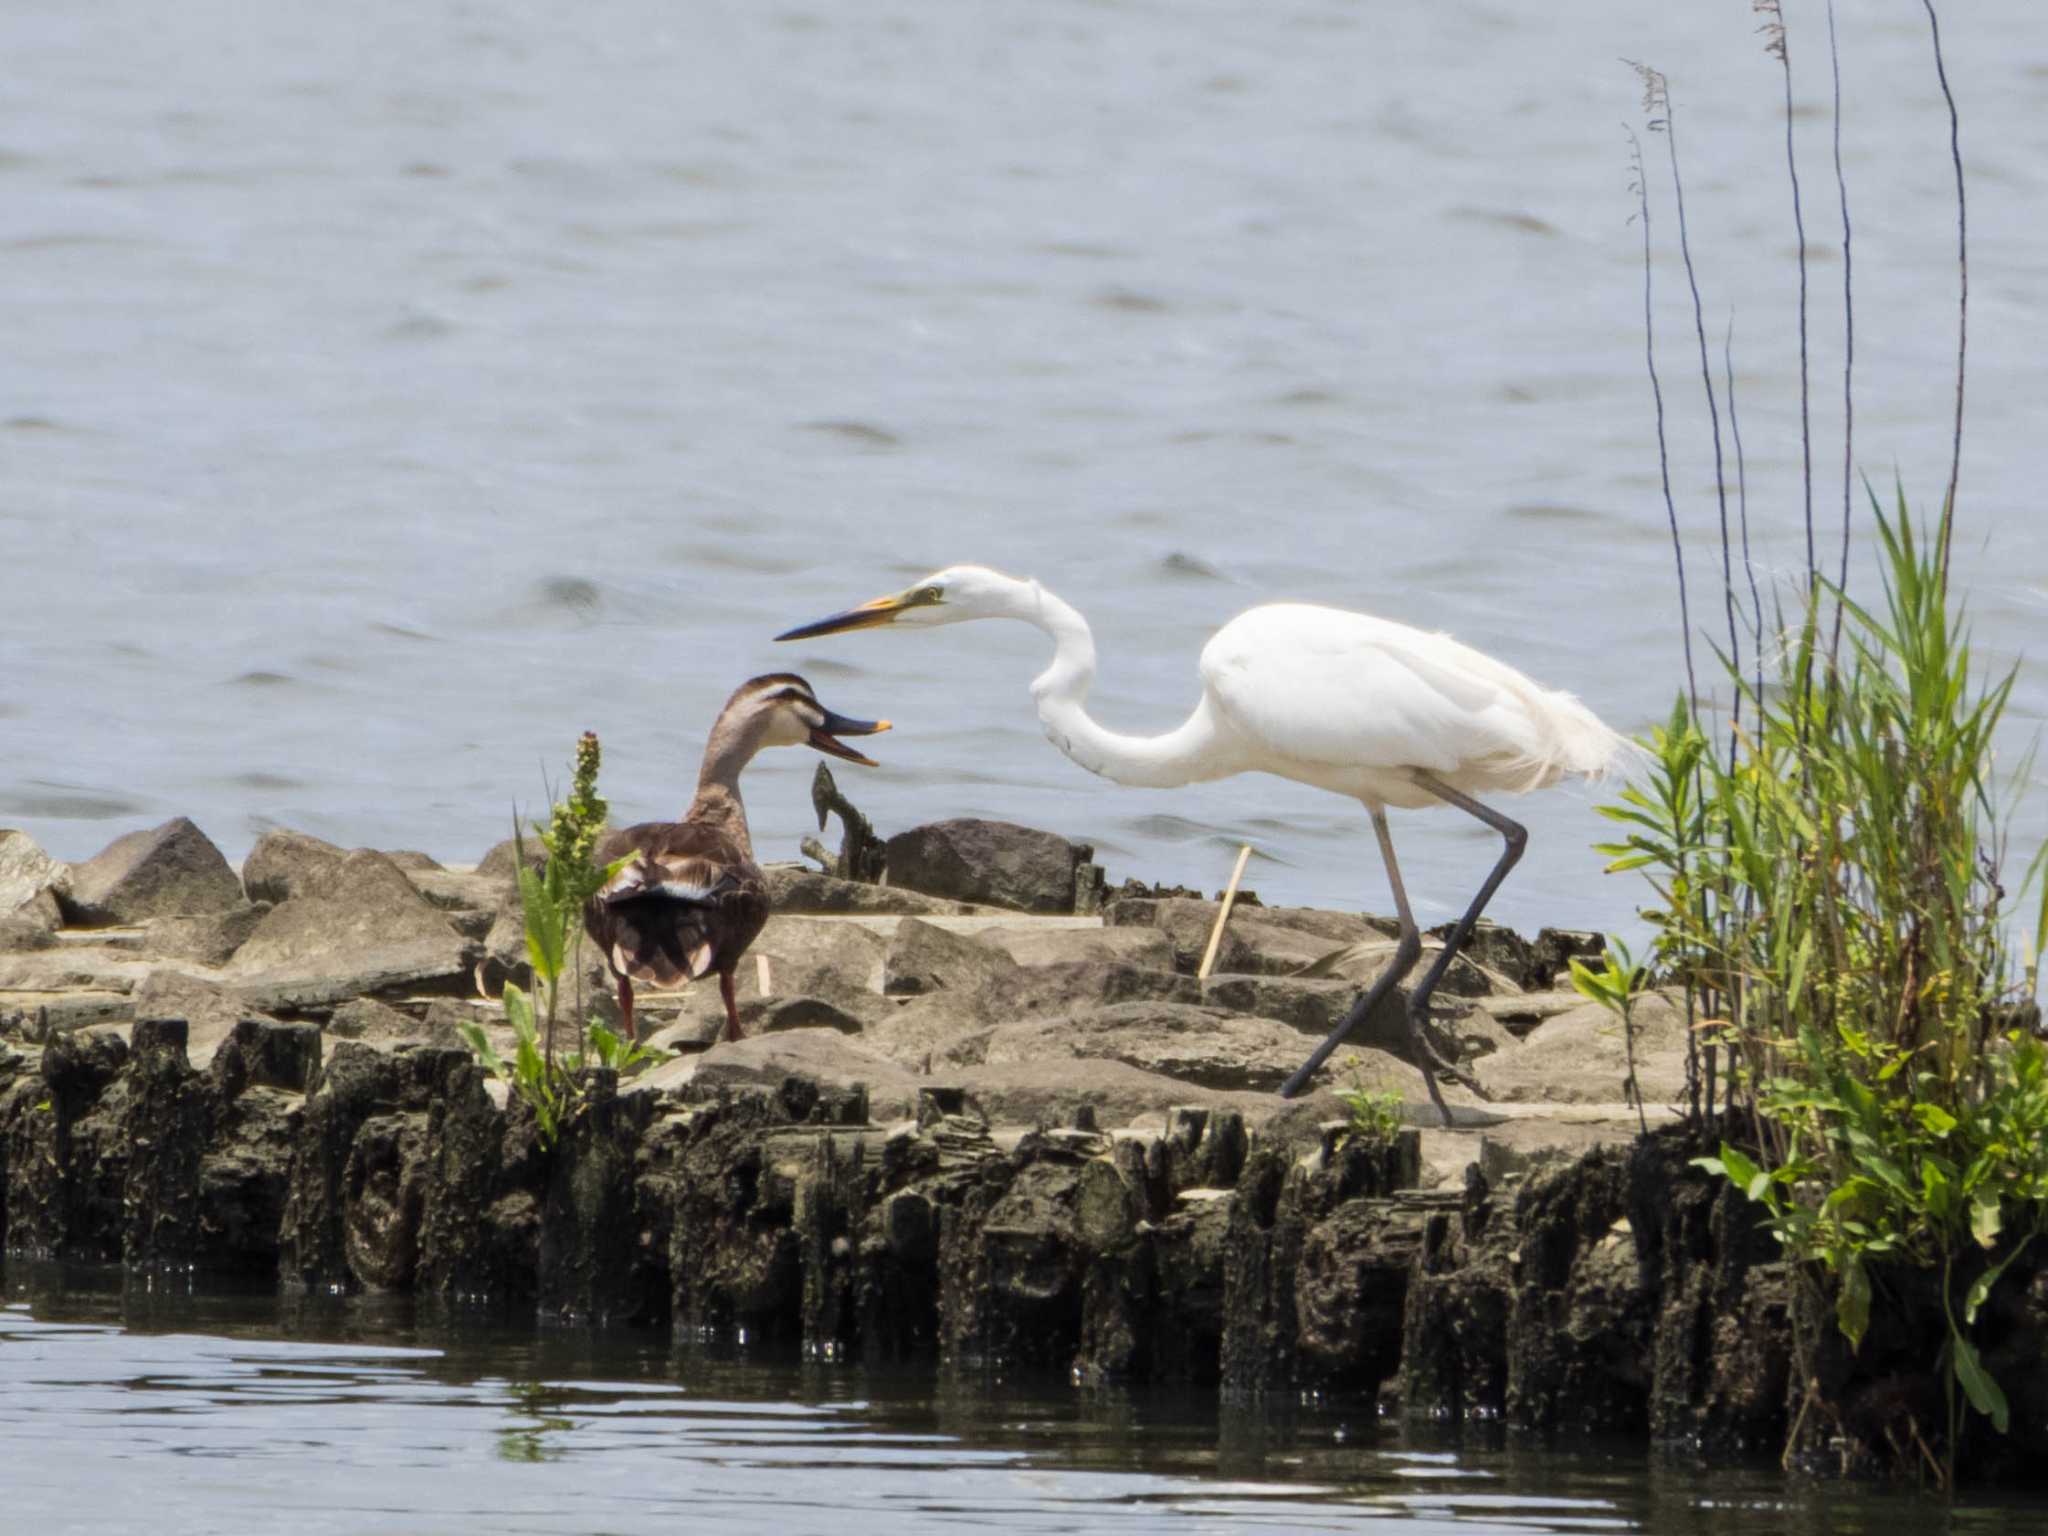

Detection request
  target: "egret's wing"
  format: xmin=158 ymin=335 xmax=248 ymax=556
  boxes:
xmin=1199 ymin=604 xmax=1542 ymax=773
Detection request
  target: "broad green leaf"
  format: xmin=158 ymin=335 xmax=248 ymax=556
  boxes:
xmin=1952 ymin=1335 xmax=2010 ymax=1433
xmin=1913 ymin=1103 xmax=1958 ymax=1137
xmin=1837 ymin=1257 xmax=1871 ymax=1350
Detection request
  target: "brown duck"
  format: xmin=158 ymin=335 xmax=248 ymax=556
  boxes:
xmin=586 ymin=673 xmax=888 ymax=1042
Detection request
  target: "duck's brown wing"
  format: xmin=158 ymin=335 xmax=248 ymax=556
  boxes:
xmin=584 ymin=822 xmax=769 ymax=987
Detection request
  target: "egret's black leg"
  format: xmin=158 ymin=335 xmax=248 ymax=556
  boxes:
xmin=1279 ymin=808 xmax=1442 ymax=1119
xmin=1402 ymin=772 xmax=1528 ymax=1121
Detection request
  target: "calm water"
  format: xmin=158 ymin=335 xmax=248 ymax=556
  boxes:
xmin=6 ymin=1266 xmax=2045 ymax=1535
xmin=2 ymin=1 xmax=2044 ymax=933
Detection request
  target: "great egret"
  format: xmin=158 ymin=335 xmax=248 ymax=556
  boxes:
xmin=776 ymin=567 xmax=1624 ymax=1122
xmin=587 ymin=674 xmax=890 ymax=1041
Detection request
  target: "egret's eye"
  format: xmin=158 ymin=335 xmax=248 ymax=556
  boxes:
xmin=919 ymin=586 xmax=943 ymax=604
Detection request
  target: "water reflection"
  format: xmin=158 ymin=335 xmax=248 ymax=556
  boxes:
xmin=2 ymin=1262 xmax=2041 ymax=1534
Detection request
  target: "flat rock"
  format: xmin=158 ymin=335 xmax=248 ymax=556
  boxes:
xmin=61 ymin=817 xmax=243 ymax=925
xmin=883 ymin=918 xmax=1018 ymax=1002
xmin=140 ymin=903 xmax=269 ymax=968
xmin=681 ymin=1027 xmax=923 ymax=1119
xmin=1106 ymin=897 xmax=1390 ymax=976
xmin=935 ymin=1000 xmax=1423 ymax=1097
xmin=325 ymin=996 xmax=434 ymax=1044
xmin=882 ymin=819 xmax=1093 ymax=914
xmin=0 ymin=947 xmax=159 ymax=995
xmin=989 ymin=960 xmax=1201 ymax=1022
xmin=1 ymin=829 xmax=70 ymax=916
xmin=241 ymin=828 xmax=348 ymax=904
xmin=229 ymin=849 xmax=469 ymax=1007
xmin=1474 ymin=991 xmax=1690 ymax=1107
xmin=750 ymin=916 xmax=889 ymax=1001
xmin=0 ymin=915 xmax=58 ymax=953
xmin=947 ymin=1058 xmax=1415 ymax=1134
xmin=763 ymin=866 xmax=991 ymax=918
xmin=978 ymin=924 xmax=1175 ymax=971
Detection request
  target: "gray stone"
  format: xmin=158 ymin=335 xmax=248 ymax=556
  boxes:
xmin=140 ymin=903 xmax=269 ymax=968
xmin=1 ymin=829 xmax=70 ymax=916
xmin=882 ymin=819 xmax=1094 ymax=914
xmin=61 ymin=818 xmax=243 ymax=925
xmin=240 ymin=828 xmax=349 ymax=905
xmin=1474 ymin=988 xmax=1590 ymax=1038
xmin=1473 ymin=991 xmax=1690 ymax=1107
xmin=991 ymin=961 xmax=1202 ymax=1021
xmin=131 ymin=969 xmax=282 ymax=1066
xmin=229 ymin=849 xmax=469 ymax=1007
xmin=326 ymin=996 xmax=432 ymax=1044
xmin=764 ymin=865 xmax=987 ymax=918
xmin=947 ymin=1056 xmax=1367 ymax=1134
xmin=978 ymin=924 xmax=1176 ymax=971
xmin=403 ymin=866 xmax=511 ymax=919
xmin=0 ymin=915 xmax=57 ymax=952
xmin=686 ymin=1027 xmax=922 ymax=1120
xmin=475 ymin=835 xmax=547 ymax=882
xmin=936 ymin=1000 xmax=1430 ymax=1098
xmin=1106 ymin=897 xmax=1388 ymax=976
xmin=883 ymin=918 xmax=1018 ymax=1002
xmin=856 ymin=995 xmax=997 ymax=1071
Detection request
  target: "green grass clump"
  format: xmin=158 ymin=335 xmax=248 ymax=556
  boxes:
xmin=458 ymin=731 xmax=667 ymax=1148
xmin=1602 ymin=491 xmax=2048 ymax=1478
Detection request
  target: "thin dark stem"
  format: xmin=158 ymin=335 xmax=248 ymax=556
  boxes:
xmin=1826 ymin=0 xmax=1855 ymax=669
xmin=1661 ymin=89 xmax=1741 ymax=740
xmin=1762 ymin=5 xmax=1815 ymax=592
xmin=1725 ymin=319 xmax=1763 ymax=726
xmin=1922 ymin=0 xmax=1967 ymax=595
xmin=1626 ymin=117 xmax=1697 ymax=713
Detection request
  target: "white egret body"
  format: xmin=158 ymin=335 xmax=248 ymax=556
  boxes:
xmin=777 ymin=566 xmax=1626 ymax=1121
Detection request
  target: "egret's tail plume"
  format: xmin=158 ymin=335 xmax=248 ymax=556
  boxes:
xmin=1521 ymin=688 xmax=1638 ymax=791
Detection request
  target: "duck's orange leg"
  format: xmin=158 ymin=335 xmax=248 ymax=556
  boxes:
xmin=719 ymin=969 xmax=743 ymax=1043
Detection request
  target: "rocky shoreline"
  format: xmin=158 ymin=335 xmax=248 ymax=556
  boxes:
xmin=6 ymin=815 xmax=2044 ymax=1482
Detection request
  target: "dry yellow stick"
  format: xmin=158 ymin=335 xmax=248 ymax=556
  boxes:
xmin=1197 ymin=844 xmax=1254 ymax=982
xmin=756 ymin=954 xmax=773 ymax=995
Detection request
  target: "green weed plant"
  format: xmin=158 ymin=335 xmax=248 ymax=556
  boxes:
xmin=458 ymin=731 xmax=667 ymax=1148
xmin=1601 ymin=493 xmax=2048 ymax=1477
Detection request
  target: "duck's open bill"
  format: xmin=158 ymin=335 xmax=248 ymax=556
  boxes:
xmin=809 ymin=708 xmax=890 ymax=767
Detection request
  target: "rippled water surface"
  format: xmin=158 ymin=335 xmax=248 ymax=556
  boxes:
xmin=7 ymin=1269 xmax=2047 ymax=1535
xmin=2 ymin=1 xmax=2044 ymax=930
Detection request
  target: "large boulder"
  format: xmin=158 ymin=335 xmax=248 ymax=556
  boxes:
xmin=1474 ymin=991 xmax=1690 ymax=1107
xmin=1 ymin=829 xmax=70 ymax=917
xmin=882 ymin=819 xmax=1095 ymax=914
xmin=241 ymin=828 xmax=348 ymax=905
xmin=60 ymin=818 xmax=243 ymax=925
xmin=140 ymin=904 xmax=269 ymax=968
xmin=229 ymin=849 xmax=470 ymax=1008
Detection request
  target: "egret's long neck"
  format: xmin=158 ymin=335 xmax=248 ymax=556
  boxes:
xmin=1010 ymin=579 xmax=1230 ymax=790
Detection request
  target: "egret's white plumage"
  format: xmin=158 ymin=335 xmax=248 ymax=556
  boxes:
xmin=776 ymin=564 xmax=1627 ymax=1122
